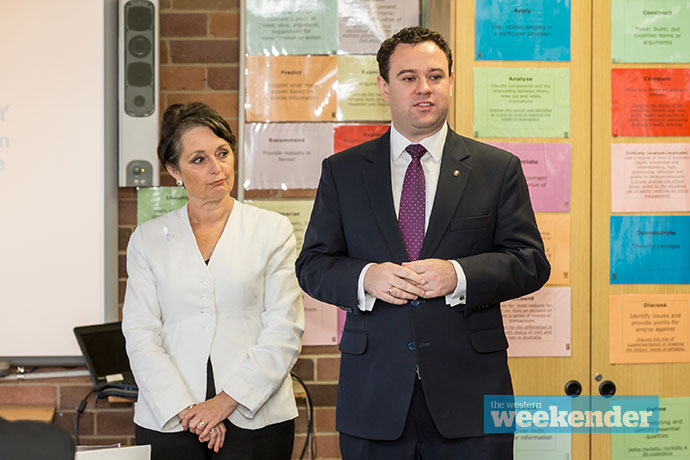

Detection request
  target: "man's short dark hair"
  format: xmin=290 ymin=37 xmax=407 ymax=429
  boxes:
xmin=377 ymin=26 xmax=453 ymax=82
xmin=157 ymin=102 xmax=236 ymax=170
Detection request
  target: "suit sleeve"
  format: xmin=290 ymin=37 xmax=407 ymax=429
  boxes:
xmin=457 ymin=155 xmax=550 ymax=308
xmin=296 ymin=158 xmax=371 ymax=312
xmin=121 ymin=227 xmax=196 ymax=430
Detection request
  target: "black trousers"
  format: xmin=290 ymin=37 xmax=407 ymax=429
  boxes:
xmin=136 ymin=359 xmax=295 ymax=460
xmin=340 ymin=378 xmax=513 ymax=460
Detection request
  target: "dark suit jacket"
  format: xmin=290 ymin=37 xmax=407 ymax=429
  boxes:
xmin=296 ymin=127 xmax=550 ymax=440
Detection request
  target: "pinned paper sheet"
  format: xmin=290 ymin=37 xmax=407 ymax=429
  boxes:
xmin=337 ymin=55 xmax=390 ymax=121
xmin=610 ymin=216 xmax=690 ymax=284
xmin=502 ymin=287 xmax=571 ymax=357
xmin=243 ymin=123 xmax=333 ymax=190
xmin=245 ymin=0 xmax=337 ymax=55
xmin=536 ymin=213 xmax=571 ymax=285
xmin=611 ymin=0 xmax=690 ymax=63
xmin=334 ymin=124 xmax=389 ymax=153
xmin=302 ymin=292 xmax=338 ymax=346
xmin=515 ymin=433 xmax=571 ymax=460
xmin=475 ymin=0 xmax=571 ymax=61
xmin=611 ymin=68 xmax=690 ymax=137
xmin=245 ymin=55 xmax=337 ymax=122
xmin=490 ymin=142 xmax=571 ymax=212
xmin=611 ymin=143 xmax=690 ymax=213
xmin=611 ymin=397 xmax=690 ymax=459
xmin=609 ymin=294 xmax=690 ymax=364
xmin=337 ymin=0 xmax=419 ymax=54
xmin=137 ymin=187 xmax=188 ymax=225
xmin=474 ymin=68 xmax=570 ymax=138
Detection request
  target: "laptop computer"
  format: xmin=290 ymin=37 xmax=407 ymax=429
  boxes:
xmin=73 ymin=322 xmax=138 ymax=396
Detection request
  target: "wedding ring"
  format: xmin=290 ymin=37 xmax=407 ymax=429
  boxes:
xmin=198 ymin=422 xmax=206 ymax=429
xmin=210 ymin=427 xmax=216 ymax=433
xmin=387 ymin=286 xmax=394 ymax=296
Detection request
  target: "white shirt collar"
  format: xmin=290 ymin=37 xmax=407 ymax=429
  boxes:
xmin=390 ymin=122 xmax=448 ymax=163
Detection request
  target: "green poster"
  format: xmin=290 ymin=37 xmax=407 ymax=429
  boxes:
xmin=515 ymin=433 xmax=570 ymax=460
xmin=246 ymin=0 xmax=337 ymax=55
xmin=612 ymin=397 xmax=690 ymax=459
xmin=246 ymin=200 xmax=314 ymax=254
xmin=137 ymin=187 xmax=188 ymax=225
xmin=474 ymin=68 xmax=570 ymax=138
xmin=336 ymin=55 xmax=391 ymax=122
xmin=612 ymin=0 xmax=690 ymax=63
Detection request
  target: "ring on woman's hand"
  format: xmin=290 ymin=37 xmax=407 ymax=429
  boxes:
xmin=198 ymin=422 xmax=205 ymax=429
xmin=210 ymin=427 xmax=216 ymax=433
xmin=387 ymin=286 xmax=394 ymax=296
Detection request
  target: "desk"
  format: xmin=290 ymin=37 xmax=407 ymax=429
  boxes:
xmin=0 ymin=405 xmax=55 ymax=422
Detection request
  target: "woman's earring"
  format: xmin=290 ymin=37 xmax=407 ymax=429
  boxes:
xmin=176 ymin=178 xmax=183 ymax=187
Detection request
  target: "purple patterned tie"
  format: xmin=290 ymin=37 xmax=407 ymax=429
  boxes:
xmin=399 ymin=144 xmax=426 ymax=261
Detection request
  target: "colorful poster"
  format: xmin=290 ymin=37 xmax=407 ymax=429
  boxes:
xmin=302 ymin=292 xmax=339 ymax=346
xmin=333 ymin=124 xmax=389 ymax=153
xmin=245 ymin=0 xmax=337 ymax=55
xmin=245 ymin=56 xmax=337 ymax=122
xmin=611 ymin=68 xmax=690 ymax=137
xmin=611 ymin=0 xmax=690 ymax=63
xmin=610 ymin=216 xmax=690 ymax=284
xmin=243 ymin=123 xmax=333 ymax=190
xmin=611 ymin=143 xmax=690 ymax=213
xmin=475 ymin=0 xmax=571 ymax=61
xmin=609 ymin=294 xmax=690 ymax=364
xmin=474 ymin=68 xmax=570 ymax=138
xmin=536 ymin=213 xmax=571 ymax=285
xmin=515 ymin=433 xmax=571 ymax=460
xmin=338 ymin=0 xmax=420 ymax=54
xmin=337 ymin=55 xmax=391 ymax=121
xmin=137 ymin=187 xmax=188 ymax=225
xmin=490 ymin=142 xmax=571 ymax=212
xmin=245 ymin=199 xmax=314 ymax=253
xmin=612 ymin=397 xmax=690 ymax=459
xmin=502 ymin=287 xmax=571 ymax=357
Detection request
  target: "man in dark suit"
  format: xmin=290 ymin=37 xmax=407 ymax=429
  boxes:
xmin=296 ymin=26 xmax=550 ymax=459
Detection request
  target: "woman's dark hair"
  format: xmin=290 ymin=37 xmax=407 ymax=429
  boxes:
xmin=157 ymin=102 xmax=236 ymax=170
xmin=376 ymin=26 xmax=453 ymax=82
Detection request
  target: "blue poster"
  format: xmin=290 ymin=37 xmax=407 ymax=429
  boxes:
xmin=610 ymin=216 xmax=690 ymax=284
xmin=475 ymin=0 xmax=571 ymax=61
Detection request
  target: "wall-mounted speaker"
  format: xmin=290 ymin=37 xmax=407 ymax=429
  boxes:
xmin=119 ymin=0 xmax=159 ymax=186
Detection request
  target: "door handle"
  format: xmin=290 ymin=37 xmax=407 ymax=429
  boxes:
xmin=564 ymin=380 xmax=582 ymax=396
xmin=598 ymin=380 xmax=616 ymax=397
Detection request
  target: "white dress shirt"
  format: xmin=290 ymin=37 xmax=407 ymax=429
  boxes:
xmin=357 ymin=123 xmax=467 ymax=311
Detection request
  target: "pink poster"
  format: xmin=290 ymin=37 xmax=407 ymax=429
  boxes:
xmin=502 ymin=287 xmax=571 ymax=357
xmin=490 ymin=142 xmax=571 ymax=212
xmin=302 ymin=292 xmax=339 ymax=346
xmin=611 ymin=143 xmax=690 ymax=213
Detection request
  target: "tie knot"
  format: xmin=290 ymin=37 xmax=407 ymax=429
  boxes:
xmin=405 ymin=144 xmax=426 ymax=160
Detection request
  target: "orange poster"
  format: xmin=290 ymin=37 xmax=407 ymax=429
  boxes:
xmin=610 ymin=294 xmax=690 ymax=364
xmin=535 ymin=213 xmax=570 ymax=285
xmin=333 ymin=124 xmax=389 ymax=153
xmin=245 ymin=55 xmax=337 ymax=122
xmin=611 ymin=68 xmax=690 ymax=137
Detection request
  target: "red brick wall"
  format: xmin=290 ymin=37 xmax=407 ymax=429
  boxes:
xmin=1 ymin=1 xmax=341 ymax=458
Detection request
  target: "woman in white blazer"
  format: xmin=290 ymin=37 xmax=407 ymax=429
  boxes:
xmin=122 ymin=102 xmax=304 ymax=460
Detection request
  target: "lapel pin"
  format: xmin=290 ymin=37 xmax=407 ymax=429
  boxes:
xmin=452 ymin=169 xmax=460 ymax=177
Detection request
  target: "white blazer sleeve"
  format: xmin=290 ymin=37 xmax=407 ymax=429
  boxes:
xmin=221 ymin=217 xmax=305 ymax=418
xmin=121 ymin=228 xmax=196 ymax=430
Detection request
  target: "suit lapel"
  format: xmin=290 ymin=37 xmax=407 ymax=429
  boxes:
xmin=361 ymin=131 xmax=409 ymax=263
xmin=419 ymin=129 xmax=472 ymax=259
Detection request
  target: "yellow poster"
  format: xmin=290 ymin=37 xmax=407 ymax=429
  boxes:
xmin=245 ymin=55 xmax=337 ymax=122
xmin=245 ymin=199 xmax=314 ymax=254
xmin=610 ymin=294 xmax=690 ymax=364
xmin=336 ymin=55 xmax=390 ymax=121
xmin=535 ymin=213 xmax=570 ymax=285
